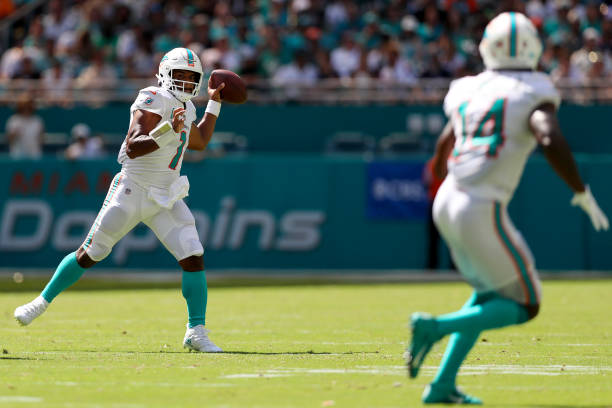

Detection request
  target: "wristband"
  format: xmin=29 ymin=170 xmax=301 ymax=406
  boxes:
xmin=149 ymin=121 xmax=176 ymax=147
xmin=205 ymin=100 xmax=221 ymax=117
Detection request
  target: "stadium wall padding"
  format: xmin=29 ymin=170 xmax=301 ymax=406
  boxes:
xmin=0 ymin=155 xmax=610 ymax=271
xmin=1 ymin=103 xmax=611 ymax=153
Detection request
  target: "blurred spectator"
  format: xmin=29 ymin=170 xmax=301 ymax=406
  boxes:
xmin=526 ymin=0 xmax=547 ymax=21
xmin=65 ymin=123 xmax=105 ymax=160
xmin=234 ymin=23 xmax=258 ymax=77
xmin=330 ymin=33 xmax=361 ymax=78
xmin=417 ymin=4 xmax=444 ymax=43
xmin=580 ymin=1 xmax=603 ymax=34
xmin=325 ymin=0 xmax=348 ymax=28
xmin=437 ymin=34 xmax=467 ymax=78
xmin=5 ymin=94 xmax=44 ymax=159
xmin=314 ymin=47 xmax=336 ymax=79
xmin=75 ymin=51 xmax=118 ymax=89
xmin=42 ymin=0 xmax=80 ymax=42
xmin=23 ymin=16 xmax=48 ymax=72
xmin=154 ymin=24 xmax=182 ymax=54
xmin=14 ymin=56 xmax=41 ymax=79
xmin=353 ymin=51 xmax=374 ymax=87
xmin=570 ymin=28 xmax=611 ymax=82
xmin=116 ymin=23 xmax=136 ymax=60
xmin=551 ymin=46 xmax=582 ymax=82
xmin=266 ymin=0 xmax=289 ymax=27
xmin=190 ymin=14 xmax=212 ymax=49
xmin=121 ymin=30 xmax=156 ymax=79
xmin=421 ymin=55 xmax=452 ymax=78
xmin=544 ymin=0 xmax=573 ymax=44
xmin=0 ymin=39 xmax=26 ymax=79
xmin=258 ymin=28 xmax=283 ymax=78
xmin=74 ymin=50 xmax=118 ymax=106
xmin=201 ymin=36 xmax=241 ymax=73
xmin=379 ymin=44 xmax=417 ymax=84
xmin=42 ymin=58 xmax=73 ymax=105
xmin=272 ymin=51 xmax=318 ymax=86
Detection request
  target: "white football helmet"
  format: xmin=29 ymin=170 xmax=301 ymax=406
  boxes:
xmin=156 ymin=47 xmax=203 ymax=102
xmin=479 ymin=12 xmax=542 ymax=70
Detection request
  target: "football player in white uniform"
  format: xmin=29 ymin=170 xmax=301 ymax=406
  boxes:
xmin=406 ymin=13 xmax=609 ymax=404
xmin=15 ymin=48 xmax=227 ymax=353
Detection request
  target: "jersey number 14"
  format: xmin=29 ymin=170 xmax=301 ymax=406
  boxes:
xmin=454 ymin=98 xmax=506 ymax=158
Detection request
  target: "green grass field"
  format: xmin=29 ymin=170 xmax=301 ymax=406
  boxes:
xmin=1 ymin=280 xmax=611 ymax=408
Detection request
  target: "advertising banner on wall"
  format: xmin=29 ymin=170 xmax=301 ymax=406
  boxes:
xmin=2 ymin=156 xmax=605 ymax=271
xmin=0 ymin=157 xmax=428 ymax=270
xmin=366 ymin=162 xmax=429 ymax=220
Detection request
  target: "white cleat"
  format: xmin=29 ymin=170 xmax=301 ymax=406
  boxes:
xmin=183 ymin=324 xmax=223 ymax=353
xmin=14 ymin=296 xmax=49 ymax=326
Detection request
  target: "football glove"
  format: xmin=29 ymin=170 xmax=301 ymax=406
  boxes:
xmin=571 ymin=185 xmax=609 ymax=231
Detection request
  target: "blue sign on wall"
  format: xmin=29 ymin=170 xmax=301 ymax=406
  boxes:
xmin=366 ymin=162 xmax=429 ymax=220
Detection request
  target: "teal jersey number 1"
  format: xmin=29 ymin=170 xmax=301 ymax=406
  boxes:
xmin=453 ymin=98 xmax=506 ymax=158
xmin=169 ymin=130 xmax=187 ymax=170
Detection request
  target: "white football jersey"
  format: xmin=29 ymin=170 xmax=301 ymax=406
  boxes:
xmin=444 ymin=70 xmax=560 ymax=204
xmin=118 ymin=86 xmax=197 ymax=188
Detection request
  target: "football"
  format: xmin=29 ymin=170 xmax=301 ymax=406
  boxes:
xmin=209 ymin=69 xmax=247 ymax=104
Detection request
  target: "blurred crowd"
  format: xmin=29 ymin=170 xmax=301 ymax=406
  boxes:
xmin=3 ymin=0 xmax=612 ymax=159
xmin=2 ymin=0 xmax=612 ymax=92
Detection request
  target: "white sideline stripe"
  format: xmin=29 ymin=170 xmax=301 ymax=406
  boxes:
xmin=392 ymin=364 xmax=612 ymax=375
xmin=59 ymin=405 xmax=145 ymax=408
xmin=427 ymin=364 xmax=612 ymax=376
xmin=48 ymin=381 xmax=234 ymax=388
xmin=129 ymin=382 xmax=234 ymax=388
xmin=565 ymin=343 xmax=612 ymax=346
xmin=223 ymin=374 xmax=291 ymax=378
xmin=3 ymin=268 xmax=612 ymax=283
xmin=0 ymin=396 xmax=42 ymax=403
xmin=221 ymin=364 xmax=612 ymax=379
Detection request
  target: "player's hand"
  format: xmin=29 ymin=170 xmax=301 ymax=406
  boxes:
xmin=571 ymin=185 xmax=609 ymax=231
xmin=172 ymin=107 xmax=186 ymax=133
xmin=208 ymin=82 xmax=225 ymax=102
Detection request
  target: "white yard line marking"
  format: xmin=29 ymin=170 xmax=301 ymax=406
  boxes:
xmin=221 ymin=364 xmax=612 ymax=379
xmin=43 ymin=381 xmax=235 ymax=389
xmin=0 ymin=396 xmax=43 ymax=403
xmin=222 ymin=374 xmax=291 ymax=378
xmin=59 ymin=404 xmax=145 ymax=408
xmin=564 ymin=343 xmax=612 ymax=346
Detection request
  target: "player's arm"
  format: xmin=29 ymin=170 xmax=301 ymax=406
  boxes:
xmin=125 ymin=108 xmax=185 ymax=159
xmin=124 ymin=110 xmax=163 ymax=159
xmin=529 ymin=103 xmax=609 ymax=230
xmin=529 ymin=103 xmax=585 ymax=192
xmin=431 ymin=121 xmax=455 ymax=179
xmin=188 ymin=82 xmax=225 ymax=151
